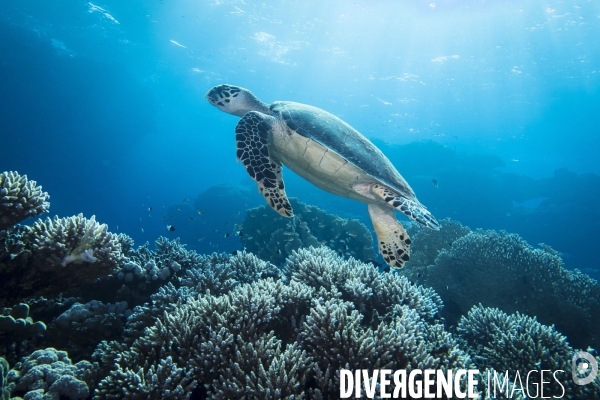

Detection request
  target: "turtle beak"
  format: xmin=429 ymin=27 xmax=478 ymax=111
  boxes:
xmin=205 ymin=88 xmax=218 ymax=105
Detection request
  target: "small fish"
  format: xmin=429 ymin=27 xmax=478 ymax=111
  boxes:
xmin=432 ymin=179 xmax=439 ymax=188
xmin=286 ymin=222 xmax=292 ymax=227
xmin=176 ymin=208 xmax=181 ymax=212
xmin=263 ymin=214 xmax=267 ymax=217
xmin=197 ymin=210 xmax=205 ymax=215
xmin=189 ymin=217 xmax=194 ymax=221
xmin=344 ymin=244 xmax=348 ymax=249
xmin=257 ymin=229 xmax=261 ymax=234
xmin=237 ymin=231 xmax=244 ymax=237
xmin=141 ymin=228 xmax=144 ymax=233
xmin=286 ymin=237 xmax=294 ymax=241
xmin=283 ymin=231 xmax=293 ymax=235
xmin=198 ymin=237 xmax=204 ymax=241
xmin=318 ymin=223 xmax=325 ymax=228
xmin=348 ymin=231 xmax=357 ymax=237
xmin=232 ymin=250 xmax=238 ymax=255
xmin=183 ymin=198 xmax=188 ymax=202
xmin=167 ymin=225 xmax=175 ymax=232
xmin=162 ymin=216 xmax=167 ymax=220
xmin=148 ymin=214 xmax=151 ymax=218
xmin=225 ymin=233 xmax=231 ymax=238
xmin=148 ymin=207 xmax=152 ymax=211
xmin=247 ymin=236 xmax=253 ymax=240
xmin=139 ymin=218 xmax=142 ymax=222
xmin=251 ymin=213 xmax=256 ymax=217
xmin=225 ymin=222 xmax=229 ymax=226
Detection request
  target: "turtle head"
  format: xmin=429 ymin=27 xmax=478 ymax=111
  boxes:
xmin=206 ymin=85 xmax=270 ymax=117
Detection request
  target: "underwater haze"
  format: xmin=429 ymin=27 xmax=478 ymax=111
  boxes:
xmin=2 ymin=1 xmax=600 ymax=399
xmin=2 ymin=0 xmax=599 ymax=274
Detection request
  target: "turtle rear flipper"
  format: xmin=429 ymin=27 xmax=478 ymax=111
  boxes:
xmin=236 ymin=111 xmax=293 ymax=217
xmin=368 ymin=204 xmax=411 ymax=269
xmin=371 ymin=184 xmax=439 ymax=230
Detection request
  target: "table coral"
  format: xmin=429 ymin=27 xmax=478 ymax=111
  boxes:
xmin=0 ymin=172 xmax=50 ymax=231
xmin=458 ymin=305 xmax=600 ymax=399
xmin=400 ymin=222 xmax=600 ymax=350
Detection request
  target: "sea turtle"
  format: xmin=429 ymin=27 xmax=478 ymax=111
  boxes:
xmin=206 ymin=85 xmax=440 ymax=269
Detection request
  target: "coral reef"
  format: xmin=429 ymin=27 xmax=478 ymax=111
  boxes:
xmin=92 ymin=247 xmax=468 ymax=399
xmin=237 ymin=198 xmax=377 ymax=265
xmin=1 ymin=357 xmax=9 ymax=400
xmin=1 ymin=170 xmax=599 ymax=399
xmin=458 ymin=305 xmax=600 ymax=399
xmin=0 ymin=171 xmax=50 ymax=231
xmin=403 ymin=218 xmax=471 ymax=269
xmin=46 ymin=301 xmax=130 ymax=362
xmin=400 ymin=221 xmax=600 ymax=349
xmin=0 ymin=303 xmax=46 ymax=338
xmin=0 ymin=215 xmax=123 ymax=306
xmin=6 ymin=348 xmax=94 ymax=400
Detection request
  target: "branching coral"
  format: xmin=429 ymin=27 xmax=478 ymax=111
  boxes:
xmin=93 ymin=247 xmax=467 ymax=399
xmin=0 ymin=214 xmax=123 ymax=305
xmin=458 ymin=305 xmax=600 ymax=399
xmin=399 ymin=224 xmax=600 ymax=349
xmin=285 ymin=246 xmax=443 ymax=324
xmin=0 ymin=171 xmax=50 ymax=231
xmin=237 ymin=198 xmax=377 ymax=265
xmin=30 ymin=214 xmax=121 ymax=272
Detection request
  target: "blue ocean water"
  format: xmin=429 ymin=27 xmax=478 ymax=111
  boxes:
xmin=1 ymin=0 xmax=599 ymax=277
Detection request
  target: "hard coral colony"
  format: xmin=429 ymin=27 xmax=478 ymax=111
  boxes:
xmin=0 ymin=170 xmax=599 ymax=399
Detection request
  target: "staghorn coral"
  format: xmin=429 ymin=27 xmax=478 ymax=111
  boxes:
xmin=6 ymin=348 xmax=94 ymax=400
xmin=399 ymin=225 xmax=600 ymax=349
xmin=0 ymin=214 xmax=123 ymax=306
xmin=237 ymin=198 xmax=377 ymax=265
xmin=0 ymin=171 xmax=50 ymax=231
xmin=458 ymin=305 xmax=600 ymax=399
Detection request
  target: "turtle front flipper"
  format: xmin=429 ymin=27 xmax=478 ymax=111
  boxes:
xmin=371 ymin=184 xmax=439 ymax=230
xmin=368 ymin=204 xmax=411 ymax=270
xmin=236 ymin=111 xmax=293 ymax=217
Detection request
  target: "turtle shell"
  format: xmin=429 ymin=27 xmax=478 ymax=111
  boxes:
xmin=270 ymin=101 xmax=417 ymax=200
